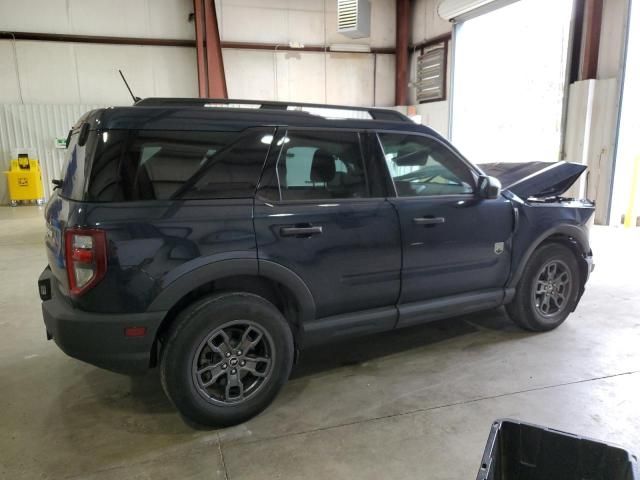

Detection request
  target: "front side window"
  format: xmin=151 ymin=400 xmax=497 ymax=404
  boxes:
xmin=275 ymin=130 xmax=369 ymax=201
xmin=378 ymin=133 xmax=475 ymax=197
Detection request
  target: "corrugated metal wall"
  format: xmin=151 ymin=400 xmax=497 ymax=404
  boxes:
xmin=0 ymin=104 xmax=104 ymax=205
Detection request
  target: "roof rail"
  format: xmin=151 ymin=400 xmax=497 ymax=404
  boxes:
xmin=134 ymin=97 xmax=411 ymax=122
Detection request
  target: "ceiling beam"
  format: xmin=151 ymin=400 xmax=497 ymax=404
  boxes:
xmin=203 ymin=0 xmax=227 ymax=98
xmin=193 ymin=0 xmax=208 ymax=97
xmin=0 ymin=32 xmax=422 ymax=56
xmin=0 ymin=31 xmax=194 ymax=47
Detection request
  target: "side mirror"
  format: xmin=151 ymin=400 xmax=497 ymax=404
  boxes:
xmin=478 ymin=175 xmax=501 ymax=199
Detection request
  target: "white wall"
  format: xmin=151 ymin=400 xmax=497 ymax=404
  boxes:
xmin=407 ymin=0 xmax=452 ymax=135
xmin=217 ymin=0 xmax=397 ymax=106
xmin=597 ymin=0 xmax=628 ymax=79
xmin=0 ymin=0 xmax=196 ymax=39
xmin=0 ymin=0 xmax=397 ymax=107
xmin=0 ymin=40 xmax=199 ymax=105
xmin=0 ymin=0 xmax=396 ymax=46
xmin=218 ymin=0 xmax=395 ymax=48
xmin=564 ymin=79 xmax=620 ymax=224
xmin=411 ymin=0 xmax=452 ymax=43
xmin=584 ymin=0 xmax=630 ymax=224
xmin=0 ymin=0 xmax=200 ymax=104
xmin=223 ymin=49 xmax=394 ymax=106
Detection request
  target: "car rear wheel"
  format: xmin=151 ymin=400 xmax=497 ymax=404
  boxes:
xmin=506 ymin=243 xmax=580 ymax=332
xmin=160 ymin=292 xmax=294 ymax=427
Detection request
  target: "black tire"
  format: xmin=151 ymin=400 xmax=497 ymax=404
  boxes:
xmin=506 ymin=243 xmax=580 ymax=332
xmin=160 ymin=292 xmax=294 ymax=427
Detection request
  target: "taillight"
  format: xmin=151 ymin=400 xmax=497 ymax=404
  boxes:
xmin=64 ymin=228 xmax=107 ymax=295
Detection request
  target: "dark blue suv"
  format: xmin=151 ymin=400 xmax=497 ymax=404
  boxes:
xmin=39 ymin=98 xmax=594 ymax=426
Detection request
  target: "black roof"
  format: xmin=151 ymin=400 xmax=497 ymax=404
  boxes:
xmin=78 ymin=97 xmax=440 ymax=139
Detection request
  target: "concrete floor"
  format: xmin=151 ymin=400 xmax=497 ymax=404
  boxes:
xmin=1 ymin=206 xmax=639 ymax=480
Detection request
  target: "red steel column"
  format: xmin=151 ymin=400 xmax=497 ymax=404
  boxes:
xmin=193 ymin=0 xmax=208 ymax=97
xmin=580 ymin=0 xmax=603 ymax=80
xmin=203 ymin=0 xmax=228 ymax=98
xmin=395 ymin=0 xmax=410 ymax=106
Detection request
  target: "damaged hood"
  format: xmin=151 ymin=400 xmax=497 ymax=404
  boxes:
xmin=480 ymin=161 xmax=587 ymax=199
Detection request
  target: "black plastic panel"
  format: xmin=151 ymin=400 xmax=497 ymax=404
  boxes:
xmin=477 ymin=419 xmax=639 ymax=480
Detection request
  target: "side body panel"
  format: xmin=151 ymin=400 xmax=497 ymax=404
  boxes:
xmin=254 ymin=198 xmax=402 ymax=319
xmin=388 ymin=195 xmax=514 ymax=305
xmin=253 ymin=127 xmax=402 ymax=321
xmin=59 ymin=199 xmax=257 ymax=313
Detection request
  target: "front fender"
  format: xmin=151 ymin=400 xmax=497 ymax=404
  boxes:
xmin=507 ymin=223 xmax=591 ymax=289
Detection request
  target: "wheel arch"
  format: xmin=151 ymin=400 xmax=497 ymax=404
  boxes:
xmin=148 ymin=260 xmax=315 ymax=366
xmin=508 ymin=224 xmax=591 ymax=290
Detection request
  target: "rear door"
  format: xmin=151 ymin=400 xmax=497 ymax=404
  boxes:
xmin=376 ymin=132 xmax=514 ymax=306
xmin=254 ymin=128 xmax=401 ymax=320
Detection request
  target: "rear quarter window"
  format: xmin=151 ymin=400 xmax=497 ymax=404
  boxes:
xmin=86 ymin=128 xmax=274 ymax=201
xmin=59 ymin=130 xmax=97 ymax=201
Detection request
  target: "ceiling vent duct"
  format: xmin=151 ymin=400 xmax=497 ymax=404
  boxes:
xmin=337 ymin=0 xmax=371 ymax=39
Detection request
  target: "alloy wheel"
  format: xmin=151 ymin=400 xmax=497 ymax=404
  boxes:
xmin=532 ymin=259 xmax=572 ymax=317
xmin=192 ymin=320 xmax=275 ymax=406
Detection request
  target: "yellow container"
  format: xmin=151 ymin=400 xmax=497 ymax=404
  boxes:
xmin=4 ymin=156 xmax=45 ymax=204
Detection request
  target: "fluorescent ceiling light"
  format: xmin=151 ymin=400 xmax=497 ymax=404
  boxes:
xmin=329 ymin=44 xmax=371 ymax=53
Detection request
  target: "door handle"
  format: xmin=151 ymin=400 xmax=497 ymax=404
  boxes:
xmin=413 ymin=216 xmax=446 ymax=226
xmin=280 ymin=225 xmax=323 ymax=237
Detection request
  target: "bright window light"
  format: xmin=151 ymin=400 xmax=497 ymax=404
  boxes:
xmin=451 ymin=0 xmax=573 ymax=164
xmin=611 ymin=0 xmax=640 ymax=223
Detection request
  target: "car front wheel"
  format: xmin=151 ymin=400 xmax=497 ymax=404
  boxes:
xmin=160 ymin=292 xmax=294 ymax=427
xmin=506 ymin=243 xmax=581 ymax=332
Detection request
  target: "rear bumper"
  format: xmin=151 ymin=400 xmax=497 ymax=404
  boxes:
xmin=39 ymin=268 xmax=165 ymax=374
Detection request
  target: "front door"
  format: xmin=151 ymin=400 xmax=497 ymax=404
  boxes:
xmin=376 ymin=132 xmax=513 ymax=305
xmin=254 ymin=128 xmax=401 ymax=320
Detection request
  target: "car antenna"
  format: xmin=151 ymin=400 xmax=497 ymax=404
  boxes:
xmin=118 ymin=69 xmax=141 ymax=103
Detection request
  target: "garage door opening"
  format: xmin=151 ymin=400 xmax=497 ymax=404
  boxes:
xmin=451 ymin=0 xmax=574 ymax=165
xmin=611 ymin=0 xmax=640 ymax=226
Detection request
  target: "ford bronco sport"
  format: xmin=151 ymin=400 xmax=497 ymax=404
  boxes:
xmin=39 ymin=98 xmax=594 ymax=426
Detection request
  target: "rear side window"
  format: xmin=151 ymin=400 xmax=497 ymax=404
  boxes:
xmin=86 ymin=128 xmax=274 ymax=201
xmin=274 ymin=130 xmax=369 ymax=201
